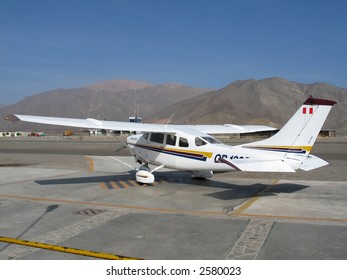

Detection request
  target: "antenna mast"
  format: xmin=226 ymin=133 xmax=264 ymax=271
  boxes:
xmin=133 ymin=88 xmax=139 ymax=123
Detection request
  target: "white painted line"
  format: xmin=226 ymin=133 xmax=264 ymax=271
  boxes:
xmin=110 ymin=156 xmax=136 ymax=169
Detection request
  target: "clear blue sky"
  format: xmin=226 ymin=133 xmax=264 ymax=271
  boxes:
xmin=1 ymin=0 xmax=346 ymax=104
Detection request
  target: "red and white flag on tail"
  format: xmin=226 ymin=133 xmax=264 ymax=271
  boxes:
xmin=303 ymin=107 xmax=313 ymax=114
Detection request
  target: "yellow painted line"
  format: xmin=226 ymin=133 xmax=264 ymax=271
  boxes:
xmin=233 ymin=213 xmax=347 ymax=223
xmin=0 ymin=236 xmax=141 ymax=260
xmin=99 ymin=182 xmax=108 ymax=190
xmin=0 ymin=194 xmax=225 ymax=216
xmin=128 ymin=180 xmax=139 ymax=187
xmin=232 ymin=196 xmax=259 ymax=215
xmin=85 ymin=156 xmax=94 ymax=172
xmin=232 ymin=179 xmax=279 ymax=216
xmin=119 ymin=180 xmax=130 ymax=188
xmin=110 ymin=181 xmax=120 ymax=189
xmin=1 ymin=193 xmax=346 ymax=223
xmin=230 ymin=178 xmax=347 ymax=223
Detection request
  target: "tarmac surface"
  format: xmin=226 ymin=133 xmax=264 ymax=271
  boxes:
xmin=0 ymin=137 xmax=347 ymax=260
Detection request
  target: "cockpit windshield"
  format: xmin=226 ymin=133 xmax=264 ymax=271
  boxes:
xmin=195 ymin=136 xmax=221 ymax=146
xmin=195 ymin=137 xmax=207 ymax=146
xmin=201 ymin=136 xmax=221 ymax=144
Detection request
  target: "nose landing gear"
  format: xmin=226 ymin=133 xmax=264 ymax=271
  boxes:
xmin=135 ymin=164 xmax=164 ymax=184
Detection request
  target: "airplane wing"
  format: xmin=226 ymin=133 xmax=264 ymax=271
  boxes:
xmin=174 ymin=124 xmax=276 ymax=134
xmin=4 ymin=114 xmax=174 ymax=133
xmin=4 ymin=114 xmax=276 ymax=135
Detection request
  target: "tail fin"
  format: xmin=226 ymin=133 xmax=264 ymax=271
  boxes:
xmin=243 ymin=96 xmax=336 ymax=156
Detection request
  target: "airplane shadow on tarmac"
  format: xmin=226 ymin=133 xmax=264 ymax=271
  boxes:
xmin=35 ymin=170 xmax=310 ymax=201
xmin=204 ymin=182 xmax=309 ymax=201
xmin=0 ymin=204 xmax=60 ymax=254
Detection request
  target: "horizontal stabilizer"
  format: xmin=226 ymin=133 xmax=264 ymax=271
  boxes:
xmin=219 ymin=158 xmax=295 ymax=172
xmin=300 ymin=155 xmax=329 ymax=171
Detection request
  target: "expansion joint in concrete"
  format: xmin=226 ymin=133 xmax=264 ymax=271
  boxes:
xmin=226 ymin=219 xmax=273 ymax=260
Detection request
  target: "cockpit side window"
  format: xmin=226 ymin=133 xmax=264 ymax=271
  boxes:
xmin=165 ymin=134 xmax=177 ymax=146
xmin=150 ymin=132 xmax=164 ymax=144
xmin=179 ymin=137 xmax=189 ymax=147
xmin=143 ymin=132 xmax=149 ymax=140
xmin=195 ymin=137 xmax=207 ymax=146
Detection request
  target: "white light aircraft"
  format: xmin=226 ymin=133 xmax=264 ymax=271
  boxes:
xmin=5 ymin=96 xmax=336 ymax=184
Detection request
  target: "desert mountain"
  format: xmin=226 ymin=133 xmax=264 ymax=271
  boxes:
xmin=148 ymin=77 xmax=347 ymax=134
xmin=84 ymin=79 xmax=154 ymax=92
xmin=1 ymin=77 xmax=346 ymax=134
xmin=0 ymin=80 xmax=211 ymax=131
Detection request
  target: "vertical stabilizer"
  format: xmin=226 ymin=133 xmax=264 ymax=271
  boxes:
xmin=243 ymin=97 xmax=336 ymax=155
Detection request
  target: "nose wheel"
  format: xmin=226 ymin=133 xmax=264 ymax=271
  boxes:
xmin=135 ymin=164 xmax=164 ymax=184
xmin=136 ymin=169 xmax=155 ymax=184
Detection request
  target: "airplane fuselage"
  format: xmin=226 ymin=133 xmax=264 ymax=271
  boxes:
xmin=126 ymin=132 xmax=298 ymax=173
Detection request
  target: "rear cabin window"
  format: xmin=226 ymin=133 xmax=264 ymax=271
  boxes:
xmin=179 ymin=137 xmax=189 ymax=147
xmin=150 ymin=133 xmax=164 ymax=144
xmin=165 ymin=134 xmax=177 ymax=146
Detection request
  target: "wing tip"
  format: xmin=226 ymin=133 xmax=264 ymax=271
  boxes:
xmin=4 ymin=114 xmax=20 ymax=121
